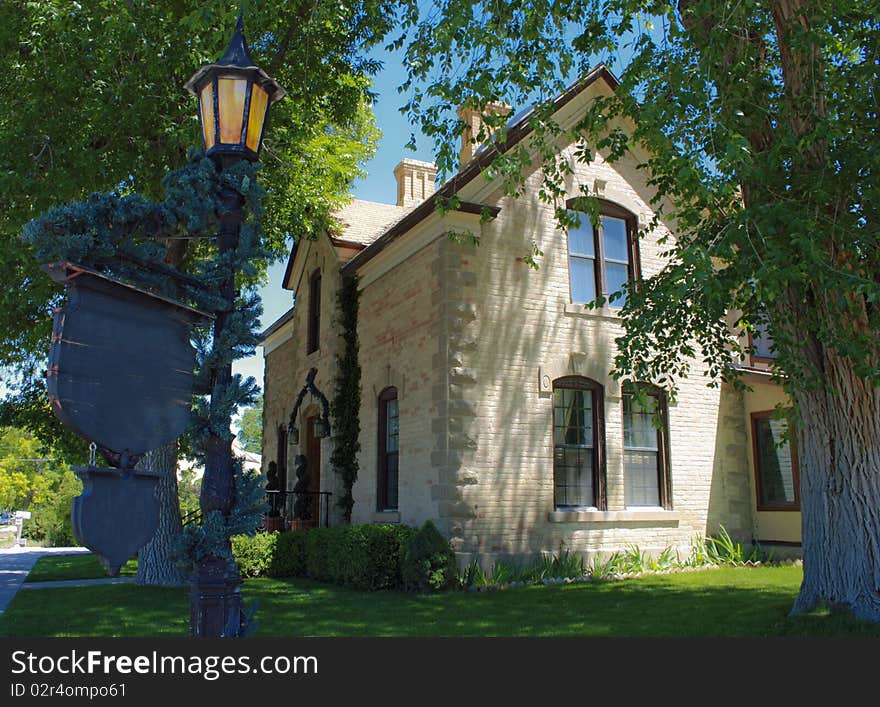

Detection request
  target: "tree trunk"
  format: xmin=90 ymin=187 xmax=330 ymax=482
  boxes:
xmin=135 ymin=441 xmax=186 ymax=586
xmin=791 ymin=347 xmax=880 ymax=621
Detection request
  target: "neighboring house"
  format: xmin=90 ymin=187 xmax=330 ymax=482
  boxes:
xmin=260 ymin=65 xmax=799 ymax=563
xmin=179 ymin=437 xmax=262 ymax=481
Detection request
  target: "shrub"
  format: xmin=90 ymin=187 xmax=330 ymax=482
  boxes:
xmin=234 ymin=524 xmax=449 ymax=591
xmin=401 ymin=520 xmax=458 ymax=592
xmin=346 ymin=524 xmax=416 ymax=590
xmin=232 ymin=531 xmax=308 ymax=578
xmin=232 ymin=532 xmax=277 ymax=577
xmin=303 ymin=526 xmax=342 ymax=583
xmin=304 ymin=524 xmax=417 ymax=590
xmin=270 ymin=531 xmax=308 ymax=577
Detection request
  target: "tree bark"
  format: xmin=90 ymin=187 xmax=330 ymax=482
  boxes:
xmin=135 ymin=441 xmax=186 ymax=586
xmin=792 ymin=345 xmax=880 ymax=621
xmin=129 ymin=222 xmax=191 ymax=586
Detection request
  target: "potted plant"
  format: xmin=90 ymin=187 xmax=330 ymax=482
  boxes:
xmin=262 ymin=461 xmax=285 ymax=532
xmin=289 ymin=455 xmax=316 ymax=531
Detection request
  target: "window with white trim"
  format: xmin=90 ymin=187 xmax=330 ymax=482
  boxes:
xmin=566 ymin=200 xmax=641 ymax=307
xmin=552 ymin=377 xmax=606 ymax=509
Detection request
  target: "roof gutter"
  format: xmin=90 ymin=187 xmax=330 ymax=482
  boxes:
xmin=340 ymin=64 xmax=619 ymax=276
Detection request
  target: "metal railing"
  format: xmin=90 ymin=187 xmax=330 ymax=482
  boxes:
xmin=265 ymin=490 xmax=332 ymax=528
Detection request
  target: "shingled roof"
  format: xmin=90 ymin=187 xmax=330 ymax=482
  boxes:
xmin=330 ymin=199 xmax=410 ymax=246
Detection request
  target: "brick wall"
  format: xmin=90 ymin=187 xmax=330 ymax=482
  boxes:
xmin=262 ymin=235 xmax=345 ymax=525
xmin=353 ymin=240 xmax=442 ymax=527
xmin=428 ymin=145 xmax=733 ymax=563
xmin=263 ymin=86 xmax=755 ymax=564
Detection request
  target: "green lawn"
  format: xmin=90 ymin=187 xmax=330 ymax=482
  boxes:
xmin=24 ymin=554 xmax=137 ymax=583
xmin=2 ymin=563 xmax=878 ymax=637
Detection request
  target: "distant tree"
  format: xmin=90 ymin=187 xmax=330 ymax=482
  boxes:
xmin=0 ymin=426 xmax=56 ymax=510
xmin=236 ymin=395 xmax=264 ymax=455
xmin=0 ymin=425 xmax=79 ymax=546
xmin=177 ymin=465 xmax=202 ymax=520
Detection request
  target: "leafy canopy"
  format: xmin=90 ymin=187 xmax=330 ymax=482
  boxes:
xmin=0 ymin=1 xmax=393 ymax=382
xmin=396 ymin=1 xmax=880 ymax=399
xmin=0 ymin=426 xmax=71 ymax=511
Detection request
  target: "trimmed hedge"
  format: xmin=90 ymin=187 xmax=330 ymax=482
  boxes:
xmin=231 ymin=531 xmax=308 ymax=579
xmin=232 ymin=523 xmax=436 ymax=591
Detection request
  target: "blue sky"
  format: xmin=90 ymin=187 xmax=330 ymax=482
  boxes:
xmin=232 ymin=46 xmax=435 ymax=395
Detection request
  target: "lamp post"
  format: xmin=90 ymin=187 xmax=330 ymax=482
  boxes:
xmin=184 ymin=16 xmax=285 ymax=638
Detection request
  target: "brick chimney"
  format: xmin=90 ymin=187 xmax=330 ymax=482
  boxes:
xmin=393 ymin=159 xmax=437 ymax=207
xmin=457 ymin=101 xmax=512 ymax=165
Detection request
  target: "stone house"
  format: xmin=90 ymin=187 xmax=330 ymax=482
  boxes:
xmin=260 ymin=65 xmax=800 ymax=564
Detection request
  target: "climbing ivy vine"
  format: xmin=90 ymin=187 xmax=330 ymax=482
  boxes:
xmin=330 ymin=275 xmax=361 ymax=523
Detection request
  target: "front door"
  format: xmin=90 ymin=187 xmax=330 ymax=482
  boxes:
xmin=304 ymin=415 xmax=322 ymax=523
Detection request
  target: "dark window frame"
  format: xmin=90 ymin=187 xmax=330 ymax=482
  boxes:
xmin=552 ymin=376 xmax=607 ymax=510
xmin=751 ymin=410 xmax=800 ymax=511
xmin=621 ymin=382 xmax=673 ymax=510
xmin=377 ymin=386 xmax=399 ymax=511
xmin=565 ymin=198 xmax=641 ymax=307
xmin=306 ymin=269 xmax=321 ymax=354
xmin=748 ymin=322 xmax=776 ymax=365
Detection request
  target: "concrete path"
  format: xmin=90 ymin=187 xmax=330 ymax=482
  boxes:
xmin=0 ymin=546 xmax=90 ymax=615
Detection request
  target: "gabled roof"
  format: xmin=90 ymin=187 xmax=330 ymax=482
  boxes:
xmin=331 ymin=199 xmax=410 ymax=246
xmin=263 ymin=65 xmax=620 ymax=344
xmin=278 ymin=64 xmax=620 ymax=286
xmin=280 ymin=199 xmax=407 ymax=291
xmin=341 ymin=64 xmax=620 ymax=275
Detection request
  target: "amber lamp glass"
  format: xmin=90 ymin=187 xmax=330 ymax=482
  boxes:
xmin=185 ymin=17 xmax=285 ymax=161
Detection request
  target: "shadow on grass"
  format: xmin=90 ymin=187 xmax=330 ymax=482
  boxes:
xmin=24 ymin=555 xmax=137 ymax=583
xmin=2 ymin=566 xmax=878 ymax=638
xmin=247 ymin=566 xmax=809 ymax=638
xmin=776 ymin=604 xmax=880 ymax=637
xmin=0 ymin=585 xmax=188 ymax=637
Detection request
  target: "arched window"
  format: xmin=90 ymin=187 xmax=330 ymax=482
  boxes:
xmin=307 ymin=269 xmax=321 ymax=354
xmin=565 ymin=199 xmax=641 ymax=307
xmin=622 ymin=383 xmax=671 ymax=508
xmin=553 ymin=377 xmax=605 ymax=509
xmin=377 ymin=387 xmax=399 ymax=511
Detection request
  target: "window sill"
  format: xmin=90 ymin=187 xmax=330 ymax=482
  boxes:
xmin=562 ymin=303 xmax=622 ymax=321
xmin=547 ymin=509 xmax=680 ymax=525
xmin=372 ymin=511 xmax=401 ymax=524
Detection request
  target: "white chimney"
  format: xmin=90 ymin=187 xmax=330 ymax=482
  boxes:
xmin=457 ymin=101 xmax=512 ymax=165
xmin=393 ymin=159 xmax=438 ymax=207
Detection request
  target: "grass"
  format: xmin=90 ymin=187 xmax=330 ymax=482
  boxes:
xmin=2 ymin=563 xmax=878 ymax=637
xmin=24 ymin=554 xmax=137 ymax=583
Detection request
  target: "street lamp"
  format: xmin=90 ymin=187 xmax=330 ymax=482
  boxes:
xmin=185 ymin=15 xmax=286 ymax=162
xmin=184 ymin=15 xmax=285 ymax=638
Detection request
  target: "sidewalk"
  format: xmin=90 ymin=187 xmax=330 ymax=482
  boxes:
xmin=0 ymin=546 xmax=91 ymax=614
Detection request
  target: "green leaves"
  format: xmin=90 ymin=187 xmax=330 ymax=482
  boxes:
xmin=398 ymin=1 xmax=880 ymax=398
xmin=330 ymin=275 xmax=362 ymax=522
xmin=1 ymin=1 xmax=390 ymax=396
